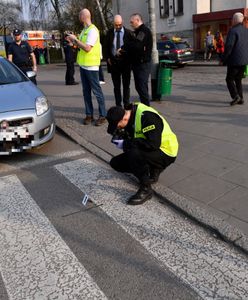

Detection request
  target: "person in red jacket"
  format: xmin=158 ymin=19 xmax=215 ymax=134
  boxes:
xmin=214 ymin=31 xmax=225 ymax=62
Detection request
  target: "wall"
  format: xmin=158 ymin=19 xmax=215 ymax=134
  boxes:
xmin=196 ymin=0 xmax=210 ymax=13
xmin=212 ymin=0 xmax=247 ymax=11
xmin=112 ymin=0 xmax=149 ymax=28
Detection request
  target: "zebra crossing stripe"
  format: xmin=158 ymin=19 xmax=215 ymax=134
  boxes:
xmin=0 ymin=175 xmax=107 ymax=300
xmin=0 ymin=150 xmax=85 ymax=173
xmin=55 ymin=158 xmax=248 ymax=300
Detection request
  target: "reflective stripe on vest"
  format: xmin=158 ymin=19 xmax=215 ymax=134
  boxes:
xmin=77 ymin=24 xmax=101 ymax=67
xmin=134 ymin=103 xmax=179 ymax=157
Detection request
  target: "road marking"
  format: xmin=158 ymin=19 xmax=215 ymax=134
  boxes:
xmin=0 ymin=150 xmax=85 ymax=173
xmin=0 ymin=175 xmax=107 ymax=300
xmin=55 ymin=158 xmax=248 ymax=300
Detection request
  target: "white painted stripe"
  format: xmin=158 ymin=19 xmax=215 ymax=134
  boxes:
xmin=0 ymin=175 xmax=107 ymax=300
xmin=0 ymin=150 xmax=85 ymax=173
xmin=55 ymin=158 xmax=248 ymax=300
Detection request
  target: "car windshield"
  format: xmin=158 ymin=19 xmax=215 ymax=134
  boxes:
xmin=0 ymin=58 xmax=27 ymax=85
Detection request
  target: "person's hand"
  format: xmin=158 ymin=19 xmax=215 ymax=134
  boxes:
xmin=67 ymin=33 xmax=77 ymax=43
xmin=116 ymin=48 xmax=123 ymax=56
xmin=112 ymin=139 xmax=124 ymax=149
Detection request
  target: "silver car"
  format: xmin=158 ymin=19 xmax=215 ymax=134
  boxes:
xmin=0 ymin=56 xmax=55 ymax=155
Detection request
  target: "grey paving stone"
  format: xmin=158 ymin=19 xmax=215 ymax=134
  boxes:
xmin=220 ymin=164 xmax=248 ymax=188
xmin=194 ymin=140 xmax=248 ymax=163
xmin=169 ymin=173 xmax=237 ymax=204
xmin=175 ymin=147 xmax=206 ymax=164
xmin=158 ymin=163 xmax=195 ymax=187
xmin=210 ymin=186 xmax=248 ymax=222
xmin=182 ymin=153 xmax=242 ymax=177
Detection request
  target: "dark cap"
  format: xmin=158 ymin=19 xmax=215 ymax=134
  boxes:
xmin=106 ymin=106 xmax=125 ymax=134
xmin=13 ymin=29 xmax=22 ymax=36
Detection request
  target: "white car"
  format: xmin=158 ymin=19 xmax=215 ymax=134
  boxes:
xmin=0 ymin=56 xmax=55 ymax=154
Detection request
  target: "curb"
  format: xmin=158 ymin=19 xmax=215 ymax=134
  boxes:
xmin=55 ymin=120 xmax=248 ymax=254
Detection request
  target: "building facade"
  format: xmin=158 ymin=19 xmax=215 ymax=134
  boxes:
xmin=112 ymin=0 xmax=248 ymax=50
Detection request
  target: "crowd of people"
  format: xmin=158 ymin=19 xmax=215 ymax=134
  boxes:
xmin=6 ymin=10 xmax=248 ymax=205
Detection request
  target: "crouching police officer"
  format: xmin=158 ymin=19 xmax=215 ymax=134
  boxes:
xmin=106 ymin=102 xmax=179 ymax=205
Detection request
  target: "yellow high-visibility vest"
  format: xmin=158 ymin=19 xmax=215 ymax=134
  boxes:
xmin=134 ymin=103 xmax=179 ymax=157
xmin=77 ymin=24 xmax=101 ymax=66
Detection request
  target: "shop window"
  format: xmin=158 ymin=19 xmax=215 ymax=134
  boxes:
xmin=173 ymin=0 xmax=183 ymax=16
xmin=159 ymin=0 xmax=169 ymax=18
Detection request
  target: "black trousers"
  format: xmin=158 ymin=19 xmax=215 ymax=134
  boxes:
xmin=110 ymin=147 xmax=176 ymax=185
xmin=110 ymin=62 xmax=131 ymax=108
xmin=226 ymin=65 xmax=245 ymax=100
xmin=132 ymin=62 xmax=151 ymax=106
xmin=65 ymin=61 xmax=75 ymax=84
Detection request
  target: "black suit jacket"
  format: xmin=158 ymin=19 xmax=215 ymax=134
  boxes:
xmin=105 ymin=27 xmax=133 ymax=72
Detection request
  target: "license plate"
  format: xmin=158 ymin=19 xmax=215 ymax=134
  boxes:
xmin=185 ymin=51 xmax=191 ymax=55
xmin=0 ymin=127 xmax=29 ymax=141
xmin=163 ymin=50 xmax=170 ymax=54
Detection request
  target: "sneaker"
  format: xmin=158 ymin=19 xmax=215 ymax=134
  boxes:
xmin=230 ymin=96 xmax=241 ymax=106
xmin=238 ymin=98 xmax=244 ymax=105
xmin=95 ymin=116 xmax=106 ymax=126
xmin=83 ymin=116 xmax=94 ymax=125
xmin=99 ymin=81 xmax=106 ymax=85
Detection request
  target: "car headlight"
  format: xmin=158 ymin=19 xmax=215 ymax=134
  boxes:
xmin=36 ymin=96 xmax=49 ymax=116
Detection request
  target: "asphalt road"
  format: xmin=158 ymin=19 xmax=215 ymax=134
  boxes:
xmin=0 ymin=131 xmax=248 ymax=299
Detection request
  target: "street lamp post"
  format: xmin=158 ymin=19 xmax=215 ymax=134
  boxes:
xmin=148 ymin=0 xmax=161 ymax=101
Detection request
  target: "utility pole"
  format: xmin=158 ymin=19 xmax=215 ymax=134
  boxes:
xmin=148 ymin=0 xmax=160 ymax=101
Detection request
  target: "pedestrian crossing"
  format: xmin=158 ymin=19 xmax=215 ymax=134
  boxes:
xmin=0 ymin=174 xmax=107 ymax=300
xmin=0 ymin=157 xmax=247 ymax=299
xmin=55 ymin=158 xmax=248 ymax=300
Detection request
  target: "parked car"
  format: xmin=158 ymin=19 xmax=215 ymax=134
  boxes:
xmin=0 ymin=56 xmax=55 ymax=154
xmin=157 ymin=39 xmax=194 ymax=66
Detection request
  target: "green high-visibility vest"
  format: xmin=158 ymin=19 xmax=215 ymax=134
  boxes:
xmin=77 ymin=24 xmax=101 ymax=66
xmin=134 ymin=103 xmax=179 ymax=157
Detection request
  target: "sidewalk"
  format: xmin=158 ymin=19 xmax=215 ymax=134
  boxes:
xmin=37 ymin=62 xmax=248 ymax=253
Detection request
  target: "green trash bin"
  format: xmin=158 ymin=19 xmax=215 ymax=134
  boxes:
xmin=157 ymin=60 xmax=174 ymax=96
xmin=39 ymin=53 xmax=46 ymax=65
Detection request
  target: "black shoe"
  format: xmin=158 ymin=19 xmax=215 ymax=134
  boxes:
xmin=149 ymin=168 xmax=162 ymax=184
xmin=66 ymin=82 xmax=79 ymax=85
xmin=230 ymin=96 xmax=241 ymax=106
xmin=238 ymin=98 xmax=244 ymax=105
xmin=127 ymin=185 xmax=153 ymax=205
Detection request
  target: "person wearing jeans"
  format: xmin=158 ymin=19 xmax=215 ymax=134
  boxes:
xmin=67 ymin=9 xmax=106 ymax=126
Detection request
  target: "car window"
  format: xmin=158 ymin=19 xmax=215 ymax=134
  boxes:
xmin=0 ymin=59 xmax=27 ymax=85
xmin=157 ymin=41 xmax=174 ymax=50
xmin=175 ymin=42 xmax=190 ymax=50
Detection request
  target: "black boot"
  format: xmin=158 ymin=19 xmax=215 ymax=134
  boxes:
xmin=149 ymin=168 xmax=162 ymax=184
xmin=127 ymin=184 xmax=153 ymax=205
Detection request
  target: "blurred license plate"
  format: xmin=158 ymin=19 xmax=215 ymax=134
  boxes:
xmin=185 ymin=51 xmax=191 ymax=55
xmin=0 ymin=127 xmax=29 ymax=141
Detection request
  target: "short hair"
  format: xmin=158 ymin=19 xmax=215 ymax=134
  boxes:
xmin=130 ymin=13 xmax=143 ymax=22
xmin=233 ymin=12 xmax=244 ymax=24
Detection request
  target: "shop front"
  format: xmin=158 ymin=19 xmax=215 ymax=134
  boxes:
xmin=193 ymin=7 xmax=248 ymax=53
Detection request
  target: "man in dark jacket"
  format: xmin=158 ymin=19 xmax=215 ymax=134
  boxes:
xmin=221 ymin=12 xmax=248 ymax=106
xmin=63 ymin=34 xmax=78 ymax=85
xmin=106 ymin=103 xmax=178 ymax=205
xmin=106 ymin=15 xmax=133 ymax=108
xmin=120 ymin=13 xmax=153 ymax=106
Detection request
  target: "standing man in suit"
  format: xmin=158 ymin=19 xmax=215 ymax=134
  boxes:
xmin=119 ymin=13 xmax=153 ymax=106
xmin=106 ymin=15 xmax=132 ymax=108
